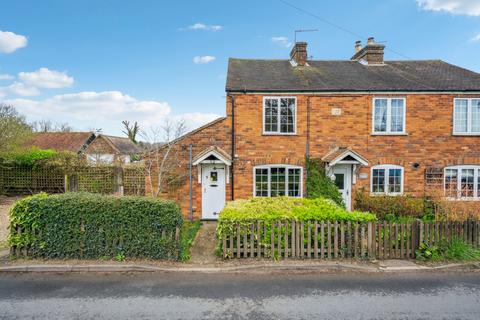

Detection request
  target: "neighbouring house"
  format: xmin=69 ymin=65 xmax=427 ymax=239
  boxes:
xmin=25 ymin=132 xmax=141 ymax=164
xmin=147 ymin=37 xmax=480 ymax=220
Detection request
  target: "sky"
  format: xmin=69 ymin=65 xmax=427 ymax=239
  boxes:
xmin=0 ymin=0 xmax=479 ymax=137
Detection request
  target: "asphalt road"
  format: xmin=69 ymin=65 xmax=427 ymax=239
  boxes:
xmin=1 ymin=271 xmax=480 ymax=319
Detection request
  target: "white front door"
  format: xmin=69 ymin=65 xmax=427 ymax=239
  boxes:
xmin=332 ymin=164 xmax=352 ymax=211
xmin=201 ymin=163 xmax=226 ymax=220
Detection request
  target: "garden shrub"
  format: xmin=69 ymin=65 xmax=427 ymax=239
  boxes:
xmin=9 ymin=192 xmax=183 ymax=260
xmin=354 ymin=189 xmax=430 ymax=220
xmin=0 ymin=148 xmax=58 ymax=166
xmin=217 ymin=197 xmax=375 ymax=245
xmin=306 ymin=157 xmax=344 ymax=207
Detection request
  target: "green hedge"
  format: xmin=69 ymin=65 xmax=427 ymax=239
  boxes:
xmin=354 ymin=190 xmax=432 ymax=221
xmin=9 ymin=193 xmax=183 ymax=260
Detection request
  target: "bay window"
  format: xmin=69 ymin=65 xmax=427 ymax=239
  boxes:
xmin=254 ymin=165 xmax=302 ymax=197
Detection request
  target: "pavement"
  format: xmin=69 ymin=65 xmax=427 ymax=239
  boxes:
xmin=1 ymin=271 xmax=479 ymax=319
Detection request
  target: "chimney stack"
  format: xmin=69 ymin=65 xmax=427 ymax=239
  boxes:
xmin=290 ymin=42 xmax=308 ymax=66
xmin=351 ymin=37 xmax=385 ymax=65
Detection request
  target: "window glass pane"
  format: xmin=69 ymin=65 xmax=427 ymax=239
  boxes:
xmin=445 ymin=169 xmax=458 ymax=198
xmin=288 ymin=168 xmax=301 ymax=197
xmin=460 ymin=169 xmax=474 ymax=198
xmin=374 ymin=99 xmax=387 ymax=132
xmin=472 ymin=100 xmax=480 ymax=133
xmin=270 ymin=167 xmax=286 ymax=197
xmin=454 ymin=99 xmax=468 ymax=132
xmin=372 ymin=169 xmax=385 ymax=193
xmin=280 ymin=98 xmax=295 ymax=133
xmin=388 ymin=168 xmax=402 ymax=193
xmin=264 ymin=99 xmax=278 ymax=132
xmin=478 ymin=169 xmax=480 ymax=198
xmin=390 ymin=99 xmax=404 ymax=132
xmin=334 ymin=173 xmax=344 ymax=190
xmin=255 ymin=168 xmax=269 ymax=197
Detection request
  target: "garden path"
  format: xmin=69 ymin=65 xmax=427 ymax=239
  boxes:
xmin=189 ymin=221 xmax=219 ymax=264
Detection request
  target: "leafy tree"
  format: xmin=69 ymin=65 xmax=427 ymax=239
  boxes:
xmin=306 ymin=157 xmax=344 ymax=207
xmin=0 ymin=104 xmax=32 ymax=154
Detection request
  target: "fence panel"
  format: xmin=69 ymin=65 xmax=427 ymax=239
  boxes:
xmin=221 ymin=220 xmax=480 ymax=260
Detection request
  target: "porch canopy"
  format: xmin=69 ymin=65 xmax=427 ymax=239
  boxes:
xmin=192 ymin=146 xmax=232 ymax=166
xmin=321 ymin=147 xmax=368 ymax=167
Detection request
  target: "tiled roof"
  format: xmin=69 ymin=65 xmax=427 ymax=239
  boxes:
xmin=25 ymin=132 xmax=93 ymax=153
xmin=101 ymin=135 xmax=141 ymax=154
xmin=226 ymin=59 xmax=480 ymax=92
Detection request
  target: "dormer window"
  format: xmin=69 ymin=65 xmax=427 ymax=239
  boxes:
xmin=263 ymin=97 xmax=296 ymax=135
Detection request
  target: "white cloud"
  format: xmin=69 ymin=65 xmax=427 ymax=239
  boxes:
xmin=471 ymin=33 xmax=480 ymax=42
xmin=0 ymin=82 xmax=40 ymax=97
xmin=0 ymin=30 xmax=28 ymax=53
xmin=181 ymin=23 xmax=223 ymax=31
xmin=19 ymin=67 xmax=74 ymax=89
xmin=416 ymin=0 xmax=480 ymax=16
xmin=271 ymin=36 xmax=292 ymax=48
xmin=193 ymin=55 xmax=216 ymax=64
xmin=4 ymin=91 xmax=221 ymax=135
xmin=0 ymin=73 xmax=13 ymax=80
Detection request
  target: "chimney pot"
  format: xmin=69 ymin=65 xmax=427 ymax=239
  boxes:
xmin=367 ymin=37 xmax=375 ymax=45
xmin=290 ymin=42 xmax=308 ymax=66
xmin=355 ymin=40 xmax=362 ymax=53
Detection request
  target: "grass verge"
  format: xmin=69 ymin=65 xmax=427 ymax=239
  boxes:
xmin=179 ymin=221 xmax=201 ymax=262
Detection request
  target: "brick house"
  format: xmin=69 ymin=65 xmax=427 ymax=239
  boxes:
xmin=26 ymin=132 xmax=140 ymax=164
xmin=148 ymin=38 xmax=480 ymax=220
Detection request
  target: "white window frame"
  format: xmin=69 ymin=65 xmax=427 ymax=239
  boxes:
xmin=253 ymin=165 xmax=303 ymax=197
xmin=453 ymin=98 xmax=480 ymax=135
xmin=444 ymin=165 xmax=480 ymax=200
xmin=262 ymin=96 xmax=297 ymax=135
xmin=372 ymin=97 xmax=407 ymax=135
xmin=370 ymin=164 xmax=404 ymax=195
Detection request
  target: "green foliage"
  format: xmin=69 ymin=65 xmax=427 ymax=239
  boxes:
xmin=306 ymin=157 xmax=344 ymax=206
xmin=1 ymin=148 xmax=58 ymax=166
xmin=0 ymin=104 xmax=32 ymax=154
xmin=355 ymin=189 xmax=428 ymax=220
xmin=9 ymin=192 xmax=183 ymax=260
xmin=178 ymin=221 xmax=201 ymax=262
xmin=416 ymin=238 xmax=480 ymax=262
xmin=217 ymin=197 xmax=375 ymax=250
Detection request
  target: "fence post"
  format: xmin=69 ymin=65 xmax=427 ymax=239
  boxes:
xmin=367 ymin=222 xmax=373 ymax=260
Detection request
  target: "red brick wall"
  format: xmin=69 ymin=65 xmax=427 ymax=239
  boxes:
xmin=147 ymin=93 xmax=480 ymax=219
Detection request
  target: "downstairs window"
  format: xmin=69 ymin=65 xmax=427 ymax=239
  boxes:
xmin=444 ymin=165 xmax=480 ymax=200
xmin=254 ymin=165 xmax=302 ymax=197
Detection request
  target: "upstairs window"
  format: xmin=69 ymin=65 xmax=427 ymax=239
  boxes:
xmin=263 ymin=97 xmax=296 ymax=134
xmin=254 ymin=165 xmax=302 ymax=197
xmin=372 ymin=98 xmax=406 ymax=134
xmin=453 ymin=99 xmax=480 ymax=135
xmin=371 ymin=165 xmax=404 ymax=195
xmin=444 ymin=165 xmax=480 ymax=199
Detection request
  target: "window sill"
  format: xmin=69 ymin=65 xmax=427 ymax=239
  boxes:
xmin=445 ymin=197 xmax=480 ymax=201
xmin=452 ymin=133 xmax=480 ymax=136
xmin=262 ymin=133 xmax=298 ymax=136
xmin=370 ymin=192 xmax=404 ymax=196
xmin=371 ymin=132 xmax=408 ymax=136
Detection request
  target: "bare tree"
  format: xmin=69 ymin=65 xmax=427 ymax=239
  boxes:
xmin=31 ymin=119 xmax=73 ymax=132
xmin=0 ymin=104 xmax=31 ymax=153
xmin=141 ymin=119 xmax=187 ymax=197
xmin=122 ymin=120 xmax=140 ymax=144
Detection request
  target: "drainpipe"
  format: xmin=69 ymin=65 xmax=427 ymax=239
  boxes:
xmin=189 ymin=144 xmax=193 ymax=222
xmin=228 ymin=94 xmax=235 ymax=201
xmin=305 ymin=96 xmax=311 ymax=197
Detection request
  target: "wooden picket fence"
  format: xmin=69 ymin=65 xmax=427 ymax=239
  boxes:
xmin=221 ymin=220 xmax=480 ymax=260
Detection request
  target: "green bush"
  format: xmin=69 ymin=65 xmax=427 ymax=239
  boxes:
xmin=1 ymin=148 xmax=58 ymax=166
xmin=416 ymin=238 xmax=480 ymax=262
xmin=306 ymin=157 xmax=344 ymax=206
xmin=354 ymin=189 xmax=429 ymax=220
xmin=9 ymin=192 xmax=183 ymax=260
